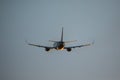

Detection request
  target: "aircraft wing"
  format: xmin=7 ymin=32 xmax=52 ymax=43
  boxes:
xmin=64 ymin=43 xmax=93 ymax=49
xmin=28 ymin=43 xmax=54 ymax=49
xmin=26 ymin=41 xmax=55 ymax=49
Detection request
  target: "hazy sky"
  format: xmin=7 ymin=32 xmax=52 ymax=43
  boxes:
xmin=0 ymin=0 xmax=120 ymax=80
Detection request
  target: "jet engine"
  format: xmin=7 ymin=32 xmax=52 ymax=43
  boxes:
xmin=45 ymin=48 xmax=50 ymax=51
xmin=67 ymin=48 xmax=72 ymax=52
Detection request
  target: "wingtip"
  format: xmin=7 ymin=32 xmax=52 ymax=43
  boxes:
xmin=85 ymin=40 xmax=95 ymax=46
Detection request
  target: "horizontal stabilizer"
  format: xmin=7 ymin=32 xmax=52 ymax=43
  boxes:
xmin=64 ymin=40 xmax=77 ymax=43
xmin=49 ymin=40 xmax=59 ymax=42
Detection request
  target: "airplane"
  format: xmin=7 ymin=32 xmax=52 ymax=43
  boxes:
xmin=27 ymin=27 xmax=93 ymax=52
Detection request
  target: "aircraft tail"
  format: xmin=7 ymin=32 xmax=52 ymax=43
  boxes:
xmin=49 ymin=27 xmax=63 ymax=42
xmin=61 ymin=27 xmax=63 ymax=42
xmin=49 ymin=27 xmax=64 ymax=42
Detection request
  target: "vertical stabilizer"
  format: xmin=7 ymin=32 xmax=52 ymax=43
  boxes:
xmin=61 ymin=27 xmax=64 ymax=42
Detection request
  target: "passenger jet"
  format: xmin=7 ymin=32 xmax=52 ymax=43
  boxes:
xmin=27 ymin=27 xmax=93 ymax=52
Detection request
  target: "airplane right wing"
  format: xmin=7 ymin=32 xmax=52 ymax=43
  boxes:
xmin=64 ymin=42 xmax=94 ymax=52
xmin=64 ymin=43 xmax=91 ymax=49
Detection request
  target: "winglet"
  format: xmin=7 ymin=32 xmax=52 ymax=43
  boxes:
xmin=25 ymin=40 xmax=31 ymax=45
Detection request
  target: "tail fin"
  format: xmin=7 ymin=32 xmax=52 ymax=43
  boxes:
xmin=61 ymin=27 xmax=63 ymax=42
xmin=49 ymin=27 xmax=64 ymax=42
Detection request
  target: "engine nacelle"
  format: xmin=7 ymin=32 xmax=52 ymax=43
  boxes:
xmin=67 ymin=48 xmax=72 ymax=52
xmin=45 ymin=48 xmax=50 ymax=51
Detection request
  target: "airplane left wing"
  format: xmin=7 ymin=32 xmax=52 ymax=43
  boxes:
xmin=26 ymin=41 xmax=55 ymax=51
xmin=28 ymin=43 xmax=54 ymax=48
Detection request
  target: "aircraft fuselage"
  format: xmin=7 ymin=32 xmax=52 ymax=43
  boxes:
xmin=54 ymin=42 xmax=65 ymax=50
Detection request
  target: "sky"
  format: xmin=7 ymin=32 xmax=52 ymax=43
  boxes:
xmin=0 ymin=0 xmax=120 ymax=80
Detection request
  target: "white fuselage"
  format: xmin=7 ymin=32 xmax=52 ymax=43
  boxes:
xmin=53 ymin=42 xmax=65 ymax=50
